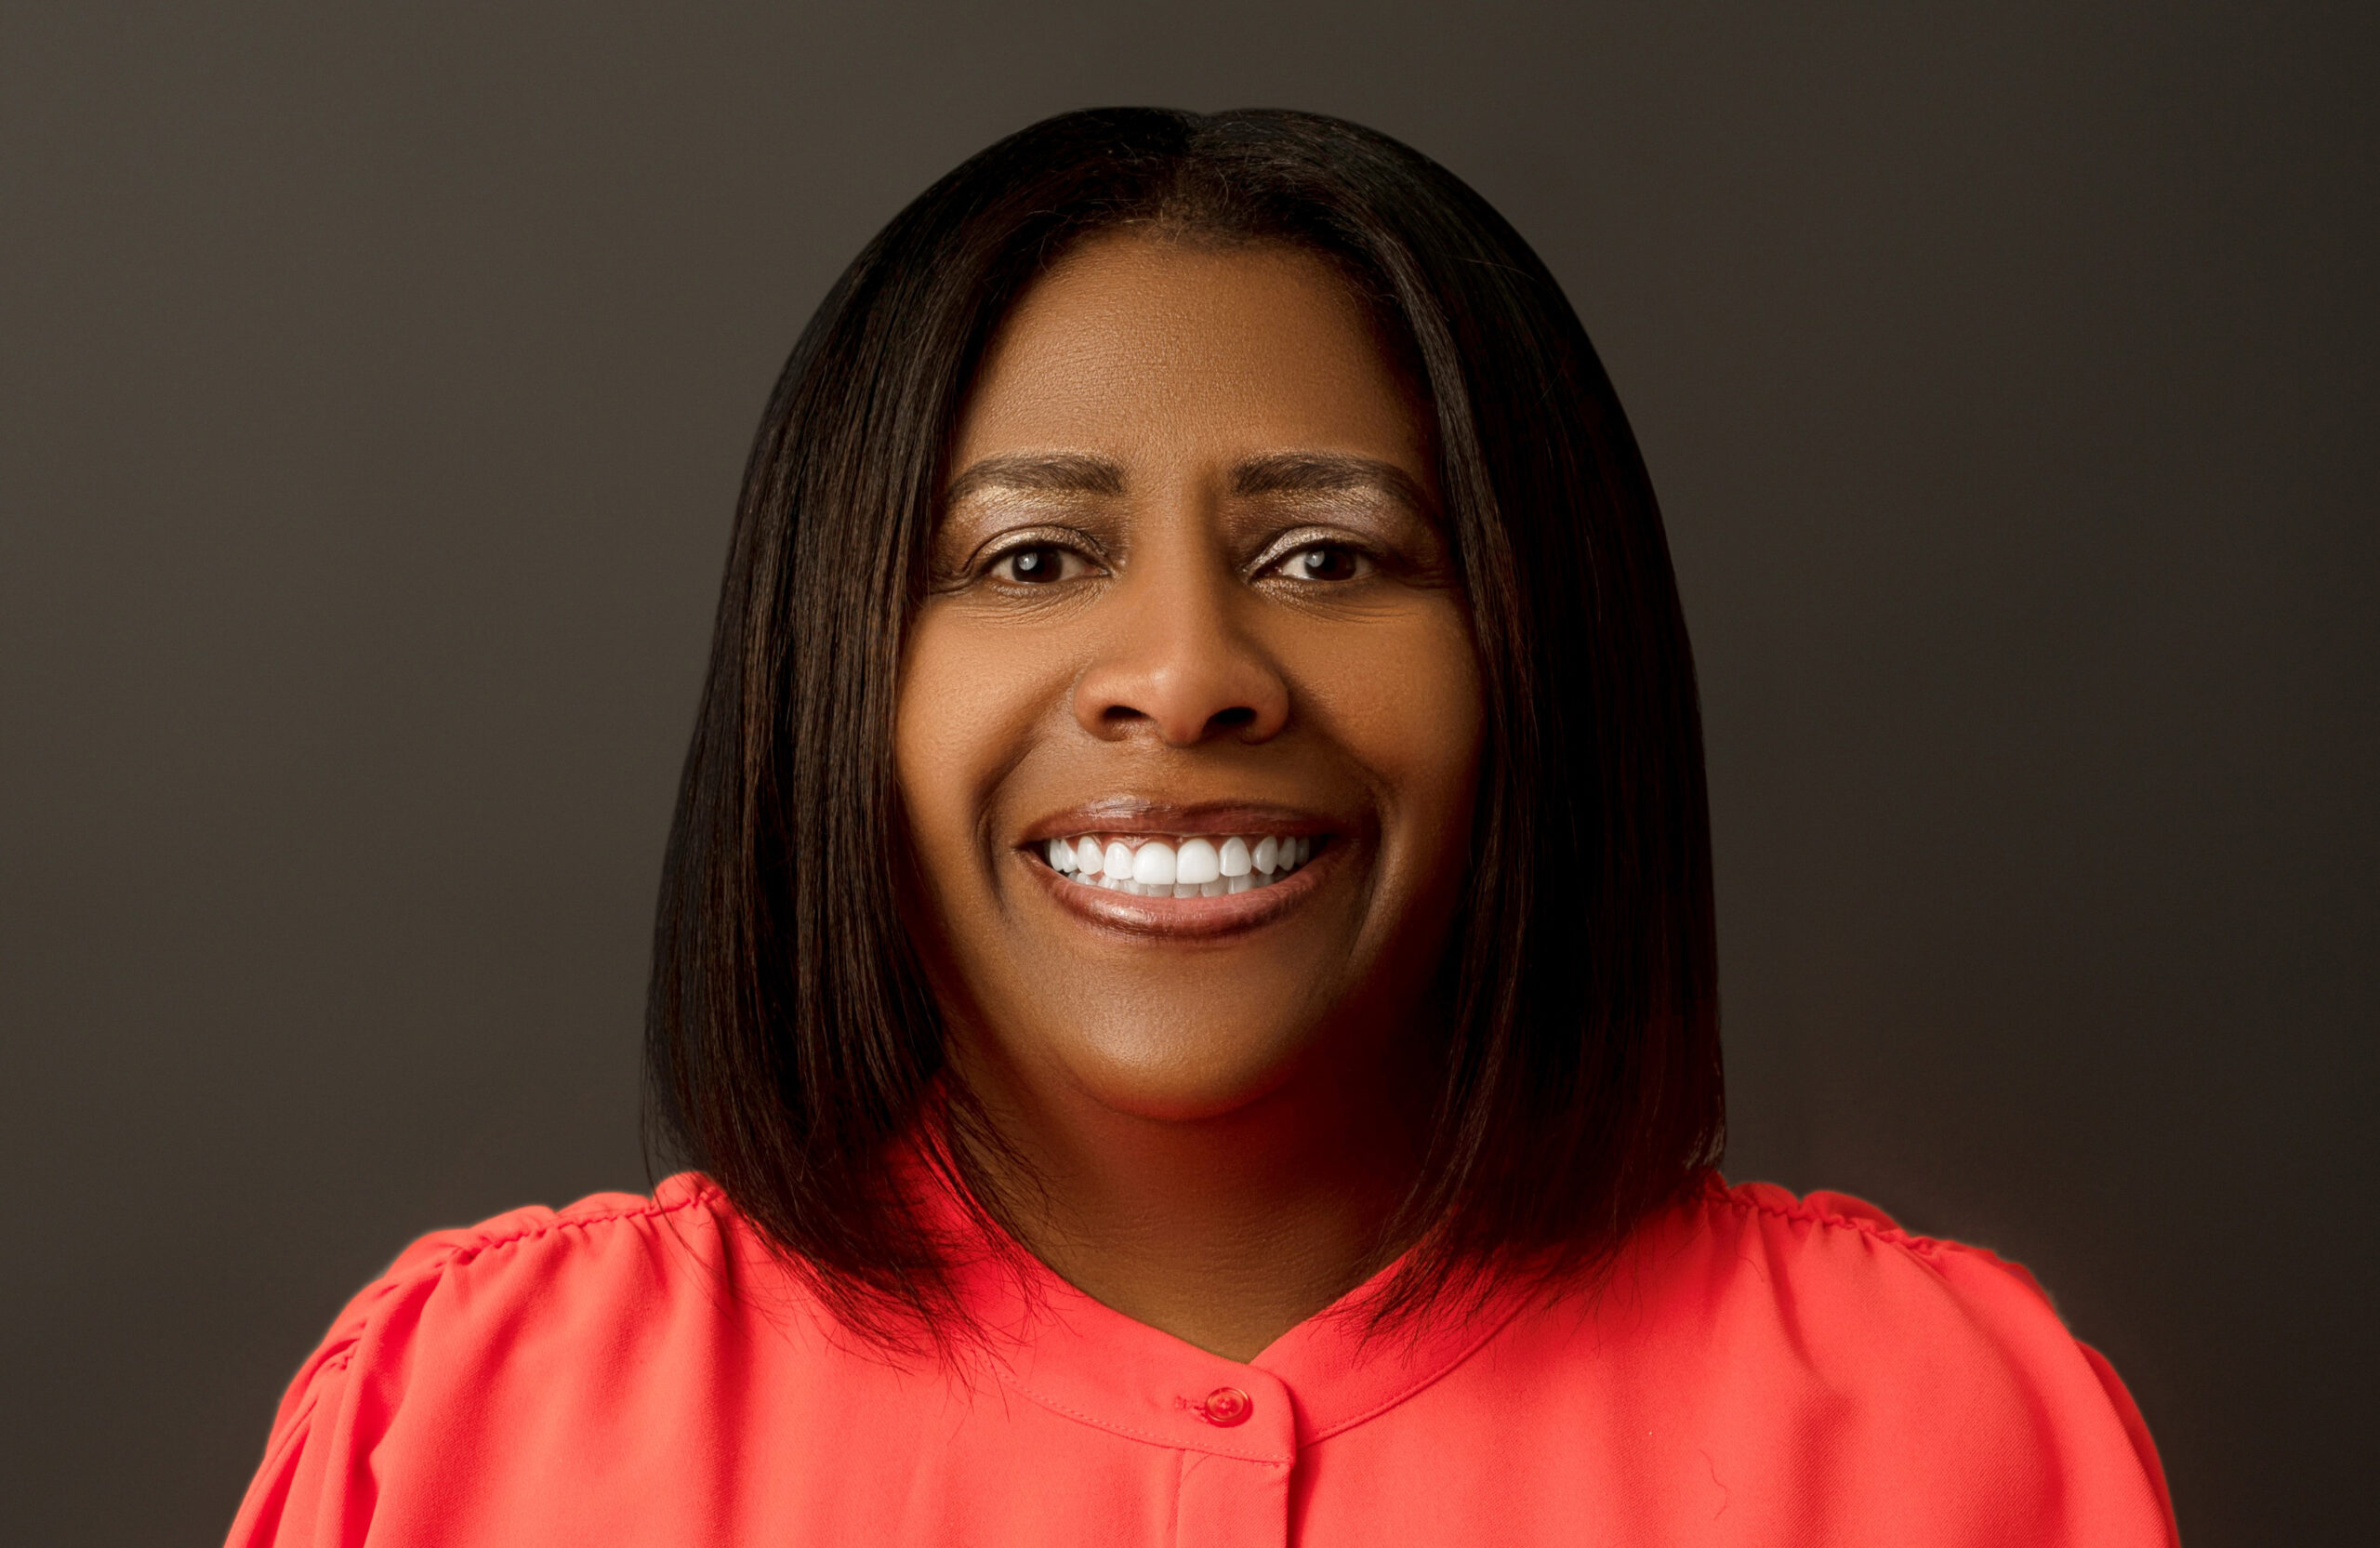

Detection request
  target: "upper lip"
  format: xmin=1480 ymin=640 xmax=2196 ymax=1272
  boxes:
xmin=1016 ymin=799 xmax=1341 ymax=843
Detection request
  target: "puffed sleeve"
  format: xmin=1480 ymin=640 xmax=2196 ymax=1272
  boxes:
xmin=224 ymin=1334 xmax=351 ymax=1544
xmin=1778 ymin=1185 xmax=2178 ymax=1544
xmin=225 ymin=1233 xmax=430 ymax=1545
xmin=222 ymin=1198 xmax=659 ymax=1547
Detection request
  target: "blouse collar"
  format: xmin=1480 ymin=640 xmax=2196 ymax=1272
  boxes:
xmin=915 ymin=1151 xmax=1534 ymax=1463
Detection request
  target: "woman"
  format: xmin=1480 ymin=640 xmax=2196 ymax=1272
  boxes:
xmin=228 ymin=109 xmax=2175 ymax=1546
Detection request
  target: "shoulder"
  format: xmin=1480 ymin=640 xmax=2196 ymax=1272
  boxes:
xmin=229 ymin=1174 xmax=819 ymax=1547
xmin=1677 ymin=1176 xmax=2100 ymax=1362
xmin=365 ymin=1171 xmax=738 ymax=1299
xmin=1691 ymin=1174 xmax=2056 ymax=1298
xmin=374 ymin=1172 xmax=727 ymax=1290
xmin=1558 ymin=1176 xmax=2175 ymax=1541
xmin=287 ymin=1173 xmax=747 ymax=1383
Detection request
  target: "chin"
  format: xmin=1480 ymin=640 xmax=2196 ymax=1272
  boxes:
xmin=1038 ymin=1019 xmax=1324 ymax=1124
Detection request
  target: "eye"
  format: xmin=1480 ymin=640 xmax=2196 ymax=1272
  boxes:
xmin=989 ymin=543 xmax=1085 ymax=585
xmin=1276 ymin=543 xmax=1370 ymax=583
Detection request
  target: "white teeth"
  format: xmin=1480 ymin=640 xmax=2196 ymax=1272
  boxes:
xmin=1045 ymin=830 xmax=1326 ymax=894
xmin=1175 ymin=838 xmax=1220 ymax=885
xmin=1132 ymin=841 xmax=1177 ymax=886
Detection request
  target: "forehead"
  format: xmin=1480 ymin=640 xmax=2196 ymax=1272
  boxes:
xmin=951 ymin=232 xmax=1429 ymax=481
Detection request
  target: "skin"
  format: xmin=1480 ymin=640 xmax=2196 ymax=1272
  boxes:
xmin=894 ymin=232 xmax=1484 ymax=1360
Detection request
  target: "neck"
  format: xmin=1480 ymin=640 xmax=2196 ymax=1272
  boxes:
xmin=950 ymin=1047 xmax=1427 ymax=1362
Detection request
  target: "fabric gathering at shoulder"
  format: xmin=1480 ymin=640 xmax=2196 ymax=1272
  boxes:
xmin=227 ymin=1178 xmax=736 ymax=1547
xmin=1687 ymin=1176 xmax=2175 ymax=1541
xmin=1713 ymin=1175 xmax=2062 ymax=1299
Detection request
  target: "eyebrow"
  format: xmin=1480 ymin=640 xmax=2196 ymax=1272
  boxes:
xmin=942 ymin=454 xmax=1125 ymax=507
xmin=1229 ymin=453 xmax=1433 ymax=518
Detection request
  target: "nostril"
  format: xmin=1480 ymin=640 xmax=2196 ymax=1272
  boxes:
xmin=1206 ymin=707 xmax=1257 ymax=734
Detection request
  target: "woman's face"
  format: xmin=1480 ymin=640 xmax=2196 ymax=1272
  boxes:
xmin=895 ymin=232 xmax=1484 ymax=1124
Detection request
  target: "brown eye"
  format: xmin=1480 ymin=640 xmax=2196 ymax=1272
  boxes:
xmin=994 ymin=545 xmax=1072 ymax=584
xmin=1286 ymin=544 xmax=1366 ymax=582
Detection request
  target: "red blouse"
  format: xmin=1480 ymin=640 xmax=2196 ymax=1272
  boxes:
xmin=227 ymin=1172 xmax=2175 ymax=1546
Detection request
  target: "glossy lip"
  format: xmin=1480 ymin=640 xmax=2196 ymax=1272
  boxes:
xmin=1015 ymin=799 xmax=1350 ymax=942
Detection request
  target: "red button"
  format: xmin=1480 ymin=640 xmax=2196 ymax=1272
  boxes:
xmin=1198 ymin=1386 xmax=1252 ymax=1426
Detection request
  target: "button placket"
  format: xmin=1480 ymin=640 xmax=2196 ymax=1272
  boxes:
xmin=1166 ymin=1370 xmax=1292 ymax=1546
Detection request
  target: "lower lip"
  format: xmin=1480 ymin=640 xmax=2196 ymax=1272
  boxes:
xmin=1024 ymin=845 xmax=1337 ymax=939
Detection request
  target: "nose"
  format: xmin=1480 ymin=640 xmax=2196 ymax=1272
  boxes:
xmin=1073 ymin=565 xmax=1289 ymax=747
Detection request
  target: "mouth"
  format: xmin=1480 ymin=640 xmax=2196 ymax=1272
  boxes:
xmin=1036 ymin=830 xmax=1321 ymax=896
xmin=1015 ymin=807 xmax=1342 ymax=939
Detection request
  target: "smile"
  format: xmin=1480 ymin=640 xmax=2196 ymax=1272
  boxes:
xmin=1037 ymin=833 xmax=1320 ymax=897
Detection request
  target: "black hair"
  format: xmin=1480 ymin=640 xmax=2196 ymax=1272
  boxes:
xmin=646 ymin=107 xmax=1722 ymax=1345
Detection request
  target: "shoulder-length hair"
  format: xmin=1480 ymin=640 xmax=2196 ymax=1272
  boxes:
xmin=647 ymin=107 xmax=1721 ymax=1344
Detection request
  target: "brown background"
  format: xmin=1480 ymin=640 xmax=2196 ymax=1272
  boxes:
xmin=3 ymin=3 xmax=2372 ymax=1542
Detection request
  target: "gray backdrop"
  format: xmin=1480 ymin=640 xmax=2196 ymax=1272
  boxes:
xmin=3 ymin=3 xmax=2372 ymax=1543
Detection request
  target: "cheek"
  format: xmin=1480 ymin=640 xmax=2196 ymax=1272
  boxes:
xmin=1303 ymin=604 xmax=1485 ymax=840
xmin=893 ymin=612 xmax=1044 ymax=896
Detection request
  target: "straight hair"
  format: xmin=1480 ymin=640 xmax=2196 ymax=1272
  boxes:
xmin=646 ymin=107 xmax=1722 ymax=1346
